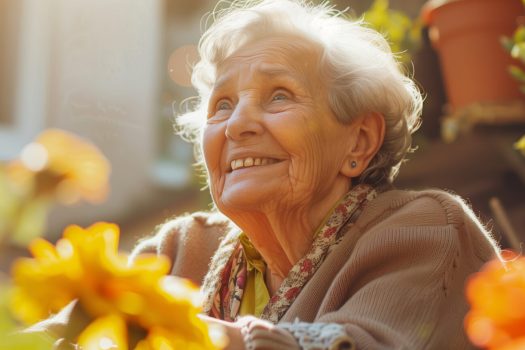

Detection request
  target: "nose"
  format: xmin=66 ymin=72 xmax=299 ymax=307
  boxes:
xmin=225 ymin=98 xmax=264 ymax=140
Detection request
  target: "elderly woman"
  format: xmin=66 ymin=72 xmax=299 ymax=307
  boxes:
xmin=45 ymin=0 xmax=500 ymax=349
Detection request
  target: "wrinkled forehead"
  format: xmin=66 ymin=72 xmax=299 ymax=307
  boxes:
xmin=214 ymin=36 xmax=324 ymax=90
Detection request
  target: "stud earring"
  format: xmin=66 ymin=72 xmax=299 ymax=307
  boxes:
xmin=351 ymin=160 xmax=357 ymax=168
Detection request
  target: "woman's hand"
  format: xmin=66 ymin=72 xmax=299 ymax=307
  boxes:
xmin=199 ymin=314 xmax=300 ymax=350
xmin=198 ymin=314 xmax=245 ymax=350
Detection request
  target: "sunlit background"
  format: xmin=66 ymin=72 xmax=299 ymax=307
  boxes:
xmin=1 ymin=0 xmax=524 ymax=263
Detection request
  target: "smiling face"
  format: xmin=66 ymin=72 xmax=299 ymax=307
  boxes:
xmin=202 ymin=36 xmax=358 ymax=218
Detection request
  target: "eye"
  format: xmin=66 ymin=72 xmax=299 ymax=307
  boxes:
xmin=207 ymin=98 xmax=233 ymax=121
xmin=215 ymin=99 xmax=233 ymax=111
xmin=271 ymin=90 xmax=291 ymax=102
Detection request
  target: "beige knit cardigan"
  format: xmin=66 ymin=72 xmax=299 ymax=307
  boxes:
xmin=130 ymin=188 xmax=501 ymax=349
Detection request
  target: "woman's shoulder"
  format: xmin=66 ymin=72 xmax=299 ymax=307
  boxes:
xmin=129 ymin=211 xmax=234 ymax=267
xmin=353 ymin=187 xmax=500 ymax=263
xmin=167 ymin=210 xmax=232 ymax=230
xmin=359 ymin=187 xmax=485 ymax=229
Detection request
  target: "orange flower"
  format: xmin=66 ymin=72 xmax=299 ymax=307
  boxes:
xmin=465 ymin=255 xmax=525 ymax=350
xmin=7 ymin=128 xmax=110 ymax=204
xmin=10 ymin=222 xmax=221 ymax=349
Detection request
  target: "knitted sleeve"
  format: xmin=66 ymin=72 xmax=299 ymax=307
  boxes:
xmin=129 ymin=211 xmax=231 ymax=286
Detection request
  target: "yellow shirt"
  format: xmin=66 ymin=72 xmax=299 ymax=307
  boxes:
xmin=238 ymin=233 xmax=270 ymax=317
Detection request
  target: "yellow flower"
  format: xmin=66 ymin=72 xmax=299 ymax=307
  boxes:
xmin=10 ymin=222 xmax=220 ymax=349
xmin=10 ymin=237 xmax=84 ymax=324
xmin=465 ymin=255 xmax=525 ymax=350
xmin=514 ymin=135 xmax=525 ymax=157
xmin=0 ymin=128 xmax=110 ymax=245
xmin=77 ymin=314 xmax=128 ymax=350
xmin=7 ymin=128 xmax=110 ymax=205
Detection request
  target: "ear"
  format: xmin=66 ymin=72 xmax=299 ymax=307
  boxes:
xmin=340 ymin=112 xmax=385 ymax=178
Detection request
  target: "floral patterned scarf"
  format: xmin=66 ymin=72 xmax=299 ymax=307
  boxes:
xmin=205 ymin=184 xmax=377 ymax=323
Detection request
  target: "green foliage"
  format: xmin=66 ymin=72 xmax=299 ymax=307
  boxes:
xmin=501 ymin=3 xmax=525 ymax=156
xmin=0 ymin=170 xmax=49 ymax=247
xmin=502 ymin=16 xmax=525 ymax=92
xmin=515 ymin=135 xmax=525 ymax=156
xmin=509 ymin=65 xmax=525 ymax=82
xmin=362 ymin=0 xmax=421 ymax=69
xmin=0 ymin=285 xmax=53 ymax=350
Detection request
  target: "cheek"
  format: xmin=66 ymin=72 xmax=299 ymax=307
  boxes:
xmin=202 ymin=125 xmax=225 ymax=181
xmin=269 ymin=117 xmax=312 ymax=153
xmin=272 ymin=128 xmax=326 ymax=192
xmin=278 ymin=125 xmax=344 ymax=183
xmin=274 ymin=122 xmax=324 ymax=162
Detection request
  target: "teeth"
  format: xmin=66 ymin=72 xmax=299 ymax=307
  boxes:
xmin=230 ymin=157 xmax=279 ymax=170
xmin=244 ymin=157 xmax=254 ymax=167
xmin=234 ymin=159 xmax=243 ymax=169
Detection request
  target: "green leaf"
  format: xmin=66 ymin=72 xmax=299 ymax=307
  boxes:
xmin=371 ymin=0 xmax=389 ymax=12
xmin=514 ymin=135 xmax=525 ymax=156
xmin=500 ymin=36 xmax=514 ymax=53
xmin=0 ymin=332 xmax=54 ymax=350
xmin=0 ymin=285 xmax=12 ymax=335
xmin=513 ymin=25 xmax=525 ymax=43
xmin=508 ymin=65 xmax=525 ymax=82
xmin=0 ymin=176 xmax=18 ymax=241
xmin=10 ymin=198 xmax=50 ymax=246
xmin=362 ymin=0 xmax=420 ymax=72
xmin=0 ymin=284 xmax=53 ymax=350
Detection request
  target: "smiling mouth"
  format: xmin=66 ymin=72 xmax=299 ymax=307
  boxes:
xmin=228 ymin=157 xmax=283 ymax=172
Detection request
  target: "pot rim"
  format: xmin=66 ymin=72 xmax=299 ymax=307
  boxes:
xmin=421 ymin=0 xmax=518 ymax=25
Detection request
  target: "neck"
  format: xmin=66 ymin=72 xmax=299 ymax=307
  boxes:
xmin=226 ymin=179 xmax=350 ymax=279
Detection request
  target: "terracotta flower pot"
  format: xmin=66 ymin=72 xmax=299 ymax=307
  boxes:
xmin=422 ymin=0 xmax=525 ymax=111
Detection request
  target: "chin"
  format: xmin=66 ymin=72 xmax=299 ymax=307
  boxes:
xmin=218 ymin=187 xmax=275 ymax=212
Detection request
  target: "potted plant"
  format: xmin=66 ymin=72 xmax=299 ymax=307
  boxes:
xmin=422 ymin=0 xmax=525 ymax=112
xmin=502 ymin=5 xmax=525 ymax=158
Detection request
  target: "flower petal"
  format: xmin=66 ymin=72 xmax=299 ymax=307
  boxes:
xmin=77 ymin=314 xmax=128 ymax=350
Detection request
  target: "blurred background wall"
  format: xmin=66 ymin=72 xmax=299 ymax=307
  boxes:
xmin=0 ymin=0 xmax=204 ymax=247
